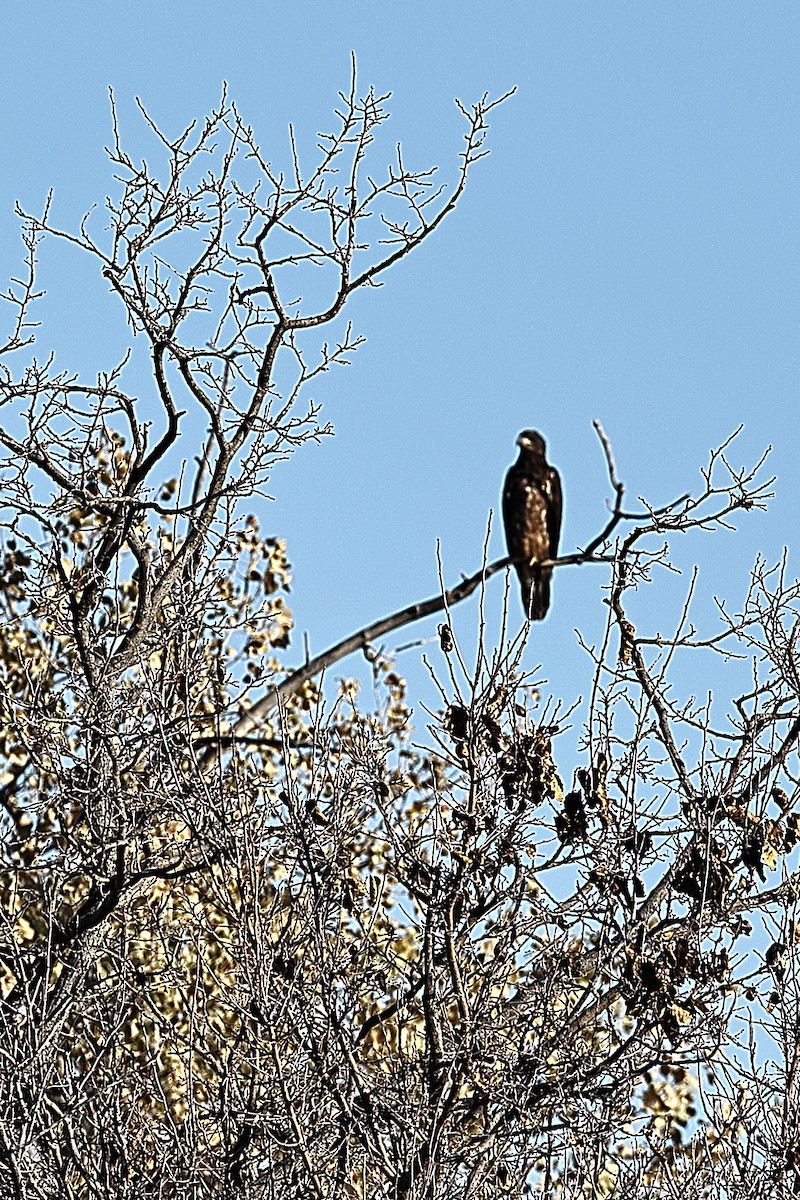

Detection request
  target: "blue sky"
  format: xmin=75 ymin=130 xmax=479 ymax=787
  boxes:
xmin=2 ymin=2 xmax=799 ymax=731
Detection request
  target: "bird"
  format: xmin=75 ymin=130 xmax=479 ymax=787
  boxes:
xmin=502 ymin=430 xmax=562 ymax=619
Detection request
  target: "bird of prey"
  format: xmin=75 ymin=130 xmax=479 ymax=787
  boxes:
xmin=502 ymin=430 xmax=562 ymax=619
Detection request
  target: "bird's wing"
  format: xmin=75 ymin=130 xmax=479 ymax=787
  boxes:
xmin=502 ymin=467 xmax=525 ymax=557
xmin=544 ymin=466 xmax=562 ymax=559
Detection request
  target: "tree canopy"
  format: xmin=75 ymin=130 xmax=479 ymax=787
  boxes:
xmin=1 ymin=73 xmax=799 ymax=1200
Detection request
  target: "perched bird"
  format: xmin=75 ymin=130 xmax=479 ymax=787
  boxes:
xmin=502 ymin=430 xmax=562 ymax=619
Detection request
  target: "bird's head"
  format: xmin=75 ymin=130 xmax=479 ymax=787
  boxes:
xmin=516 ymin=430 xmax=547 ymax=456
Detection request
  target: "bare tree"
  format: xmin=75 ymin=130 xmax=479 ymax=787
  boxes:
xmin=1 ymin=71 xmax=799 ymax=1200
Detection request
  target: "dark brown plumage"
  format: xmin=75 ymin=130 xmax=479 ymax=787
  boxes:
xmin=502 ymin=430 xmax=562 ymax=619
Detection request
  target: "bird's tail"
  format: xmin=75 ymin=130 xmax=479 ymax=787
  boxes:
xmin=521 ymin=568 xmax=551 ymax=621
